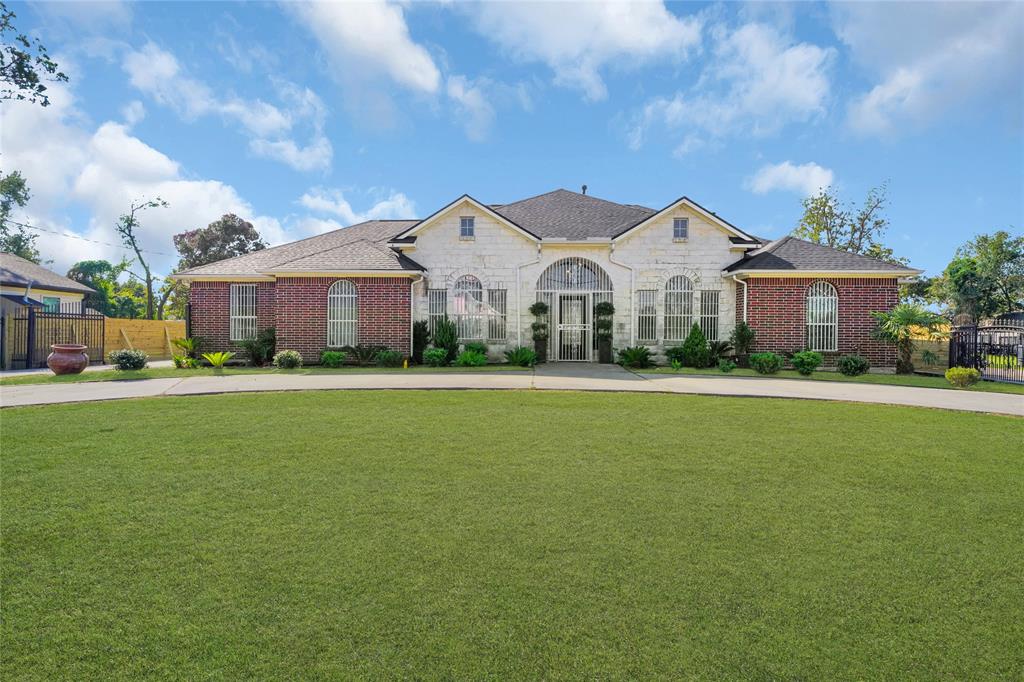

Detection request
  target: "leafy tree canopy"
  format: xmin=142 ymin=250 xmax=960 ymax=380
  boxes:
xmin=66 ymin=258 xmax=143 ymax=317
xmin=0 ymin=169 xmax=39 ymax=262
xmin=173 ymin=214 xmax=267 ymax=270
xmin=934 ymin=231 xmax=1024 ymax=320
xmin=793 ymin=183 xmax=906 ymax=264
xmin=0 ymin=2 xmax=68 ymax=107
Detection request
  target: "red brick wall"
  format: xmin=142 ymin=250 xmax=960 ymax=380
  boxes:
xmin=189 ymin=277 xmax=410 ymax=363
xmin=738 ymin=277 xmax=897 ymax=368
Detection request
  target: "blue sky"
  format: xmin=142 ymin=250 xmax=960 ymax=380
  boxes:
xmin=3 ymin=1 xmax=1022 ymax=277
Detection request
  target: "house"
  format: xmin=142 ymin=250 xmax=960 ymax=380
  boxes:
xmin=0 ymin=252 xmax=94 ymax=315
xmin=172 ymin=189 xmax=921 ymax=367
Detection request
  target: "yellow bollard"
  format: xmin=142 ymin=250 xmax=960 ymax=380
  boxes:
xmin=403 ymin=358 xmax=409 ymax=369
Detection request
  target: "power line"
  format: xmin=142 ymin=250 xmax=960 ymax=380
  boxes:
xmin=4 ymin=219 xmax=174 ymax=257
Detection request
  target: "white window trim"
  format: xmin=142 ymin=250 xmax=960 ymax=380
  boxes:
xmin=698 ymin=290 xmax=720 ymax=343
xmin=636 ymin=290 xmax=657 ymax=343
xmin=327 ymin=280 xmax=358 ymax=348
xmin=673 ymin=217 xmax=689 ymax=242
xmin=806 ymin=281 xmax=839 ymax=352
xmin=664 ymin=276 xmax=694 ymax=344
xmin=229 ymin=283 xmax=258 ymax=341
xmin=459 ymin=216 xmax=475 ymax=241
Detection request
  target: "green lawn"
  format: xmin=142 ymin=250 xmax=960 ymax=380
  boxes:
xmin=3 ymin=391 xmax=1021 ymax=679
xmin=639 ymin=365 xmax=1024 ymax=394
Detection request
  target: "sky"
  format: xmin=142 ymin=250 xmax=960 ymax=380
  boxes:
xmin=2 ymin=0 xmax=1022 ymax=279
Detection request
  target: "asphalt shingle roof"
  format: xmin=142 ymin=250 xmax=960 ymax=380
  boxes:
xmin=0 ymin=252 xmax=95 ymax=293
xmin=724 ymin=236 xmax=916 ymax=273
xmin=492 ymin=189 xmax=655 ymax=239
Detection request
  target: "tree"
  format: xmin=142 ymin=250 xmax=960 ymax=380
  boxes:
xmin=930 ymin=231 xmax=1024 ymax=321
xmin=172 ymin=214 xmax=267 ymax=270
xmin=115 ymin=198 xmax=168 ymax=320
xmin=67 ymin=259 xmax=133 ymax=316
xmin=793 ymin=183 xmax=904 ymax=263
xmin=0 ymin=2 xmax=68 ymax=107
xmin=0 ymin=169 xmax=39 ymax=262
xmin=871 ymin=304 xmax=948 ymax=374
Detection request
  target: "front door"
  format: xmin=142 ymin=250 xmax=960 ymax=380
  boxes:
xmin=557 ymin=294 xmax=591 ymax=361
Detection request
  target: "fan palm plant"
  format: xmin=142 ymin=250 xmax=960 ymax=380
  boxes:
xmin=871 ymin=304 xmax=948 ymax=374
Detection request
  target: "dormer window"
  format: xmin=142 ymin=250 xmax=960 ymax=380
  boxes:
xmin=673 ymin=217 xmax=689 ymax=241
xmin=460 ymin=216 xmax=475 ymax=240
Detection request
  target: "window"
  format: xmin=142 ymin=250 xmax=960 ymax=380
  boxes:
xmin=664 ymin=276 xmax=694 ymax=343
xmin=673 ymin=217 xmax=689 ymax=241
xmin=327 ymin=280 xmax=358 ymax=347
xmin=229 ymin=284 xmax=258 ymax=341
xmin=453 ymin=275 xmax=485 ymax=340
xmin=806 ymin=281 xmax=838 ymax=351
xmin=486 ymin=289 xmax=507 ymax=342
xmin=636 ymin=290 xmax=657 ymax=343
xmin=41 ymin=296 xmax=60 ymax=313
xmin=699 ymin=290 xmax=720 ymax=342
xmin=428 ymin=288 xmax=447 ymax=337
xmin=460 ymin=216 xmax=475 ymax=240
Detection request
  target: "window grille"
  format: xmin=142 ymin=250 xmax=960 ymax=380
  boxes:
xmin=636 ymin=290 xmax=657 ymax=343
xmin=460 ymin=216 xmax=475 ymax=240
xmin=699 ymin=290 xmax=720 ymax=342
xmin=487 ymin=289 xmax=507 ymax=342
xmin=664 ymin=275 xmax=694 ymax=343
xmin=327 ymin=280 xmax=358 ymax=347
xmin=428 ymin=288 xmax=447 ymax=337
xmin=673 ymin=217 xmax=689 ymax=240
xmin=229 ymin=284 xmax=257 ymax=341
xmin=453 ymin=275 xmax=486 ymax=340
xmin=537 ymin=257 xmax=614 ymax=292
xmin=806 ymin=281 xmax=838 ymax=351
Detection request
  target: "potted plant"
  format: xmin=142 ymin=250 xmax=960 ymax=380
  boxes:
xmin=529 ymin=301 xmax=549 ymax=363
xmin=594 ymin=300 xmax=615 ymax=363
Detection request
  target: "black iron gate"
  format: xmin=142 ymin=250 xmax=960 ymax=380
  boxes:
xmin=6 ymin=309 xmax=105 ymax=369
xmin=949 ymin=322 xmax=1024 ymax=384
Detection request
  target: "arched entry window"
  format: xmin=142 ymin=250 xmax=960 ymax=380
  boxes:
xmin=327 ymin=280 xmax=358 ymax=347
xmin=536 ymin=258 xmax=613 ymax=361
xmin=806 ymin=281 xmax=838 ymax=351
xmin=664 ymin=275 xmax=695 ymax=344
xmin=453 ymin=275 xmax=485 ymax=340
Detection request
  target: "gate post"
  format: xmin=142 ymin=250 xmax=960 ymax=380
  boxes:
xmin=26 ymin=306 xmax=36 ymax=368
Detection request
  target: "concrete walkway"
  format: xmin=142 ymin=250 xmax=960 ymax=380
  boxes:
xmin=2 ymin=364 xmax=1021 ymax=415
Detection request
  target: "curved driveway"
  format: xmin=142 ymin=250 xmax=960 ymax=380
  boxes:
xmin=2 ymin=364 xmax=1021 ymax=415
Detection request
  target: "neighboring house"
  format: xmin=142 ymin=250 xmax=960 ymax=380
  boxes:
xmin=0 ymin=252 xmax=94 ymax=315
xmin=173 ymin=189 xmax=921 ymax=367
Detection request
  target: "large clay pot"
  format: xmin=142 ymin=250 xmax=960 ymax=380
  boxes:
xmin=47 ymin=344 xmax=89 ymax=375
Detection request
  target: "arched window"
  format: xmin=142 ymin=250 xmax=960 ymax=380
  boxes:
xmin=327 ymin=280 xmax=358 ymax=347
xmin=453 ymin=275 xmax=485 ymax=340
xmin=664 ymin=275 xmax=695 ymax=343
xmin=806 ymin=281 xmax=838 ymax=351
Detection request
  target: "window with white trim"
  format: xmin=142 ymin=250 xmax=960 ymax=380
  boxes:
xmin=487 ymin=289 xmax=507 ymax=342
xmin=636 ymin=290 xmax=657 ymax=343
xmin=460 ymin=216 xmax=475 ymax=240
xmin=229 ymin=283 xmax=257 ymax=341
xmin=664 ymin=275 xmax=694 ymax=343
xmin=327 ymin=280 xmax=358 ymax=347
xmin=806 ymin=281 xmax=838 ymax=351
xmin=428 ymin=288 xmax=447 ymax=338
xmin=699 ymin=290 xmax=720 ymax=342
xmin=453 ymin=275 xmax=486 ymax=340
xmin=673 ymin=217 xmax=689 ymax=241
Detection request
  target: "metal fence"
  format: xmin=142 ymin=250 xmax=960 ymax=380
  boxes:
xmin=949 ymin=321 xmax=1024 ymax=384
xmin=4 ymin=309 xmax=105 ymax=369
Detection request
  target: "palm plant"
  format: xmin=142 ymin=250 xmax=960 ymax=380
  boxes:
xmin=871 ymin=304 xmax=948 ymax=374
xmin=202 ymin=351 xmax=235 ymax=369
xmin=171 ymin=336 xmax=200 ymax=358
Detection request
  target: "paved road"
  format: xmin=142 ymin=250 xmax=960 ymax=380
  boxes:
xmin=1 ymin=364 xmax=1021 ymax=416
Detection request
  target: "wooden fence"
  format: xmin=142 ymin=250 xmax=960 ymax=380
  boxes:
xmin=104 ymin=318 xmax=186 ymax=360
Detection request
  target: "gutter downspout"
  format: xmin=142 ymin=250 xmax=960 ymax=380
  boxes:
xmin=409 ymin=274 xmax=423 ymax=358
xmin=732 ymin=275 xmax=747 ymax=323
xmin=608 ymin=242 xmax=635 ymax=345
xmin=515 ymin=243 xmax=542 ymax=346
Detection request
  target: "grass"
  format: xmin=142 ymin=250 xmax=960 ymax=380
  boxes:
xmin=3 ymin=391 xmax=1022 ymax=679
xmin=639 ymin=365 xmax=1024 ymax=394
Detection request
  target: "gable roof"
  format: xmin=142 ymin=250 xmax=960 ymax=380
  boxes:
xmin=491 ymin=189 xmax=656 ymax=240
xmin=723 ymin=236 xmax=922 ymax=275
xmin=612 ymin=195 xmax=757 ymax=243
xmin=395 ymin=194 xmax=541 ymax=242
xmin=0 ymin=252 xmax=95 ymax=294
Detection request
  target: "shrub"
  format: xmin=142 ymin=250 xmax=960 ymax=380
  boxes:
xmin=617 ymin=345 xmax=652 ymax=368
xmin=235 ymin=328 xmax=276 ymax=366
xmin=432 ymin=317 xmax=459 ymax=364
xmin=463 ymin=341 xmax=488 ymax=356
xmin=791 ymin=350 xmax=823 ymax=376
xmin=665 ymin=345 xmax=686 ymax=365
xmin=202 ymin=351 xmax=234 ymax=368
xmin=504 ymin=346 xmax=538 ymax=367
xmin=730 ymin=322 xmax=756 ymax=355
xmin=423 ymin=348 xmax=448 ymax=367
xmin=718 ymin=359 xmax=737 ymax=373
xmin=708 ymin=339 xmax=733 ymax=364
xmin=681 ymin=323 xmax=709 ymax=368
xmin=945 ymin=366 xmax=981 ymax=388
xmin=171 ymin=337 xmax=200 ymax=358
xmin=454 ymin=350 xmax=488 ymax=367
xmin=342 ymin=344 xmax=386 ymax=366
xmin=412 ymin=320 xmax=430 ymax=364
xmin=272 ymin=350 xmax=302 ymax=369
xmin=670 ymin=359 xmax=683 ymax=371
xmin=749 ymin=352 xmax=783 ymax=374
xmin=375 ymin=350 xmax=404 ymax=367
xmin=837 ymin=354 xmax=870 ymax=376
xmin=172 ymin=354 xmax=199 ymax=369
xmin=320 ymin=350 xmax=346 ymax=368
xmin=108 ymin=349 xmax=148 ymax=370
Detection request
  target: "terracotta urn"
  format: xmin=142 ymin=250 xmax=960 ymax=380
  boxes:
xmin=47 ymin=344 xmax=89 ymax=375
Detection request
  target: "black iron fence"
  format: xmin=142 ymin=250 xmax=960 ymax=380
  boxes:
xmin=3 ymin=309 xmax=105 ymax=370
xmin=949 ymin=321 xmax=1024 ymax=384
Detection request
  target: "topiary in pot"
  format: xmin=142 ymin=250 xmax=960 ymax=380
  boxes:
xmin=594 ymin=301 xmax=615 ymax=363
xmin=412 ymin=320 xmax=430 ymax=365
xmin=730 ymin=322 xmax=756 ymax=367
xmin=529 ymin=301 xmax=549 ymax=363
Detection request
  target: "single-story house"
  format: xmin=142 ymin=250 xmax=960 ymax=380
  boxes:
xmin=0 ymin=252 xmax=94 ymax=315
xmin=172 ymin=189 xmax=921 ymax=367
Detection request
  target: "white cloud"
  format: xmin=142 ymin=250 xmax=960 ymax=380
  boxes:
xmin=284 ymin=0 xmax=440 ymax=94
xmin=446 ymin=75 xmax=496 ymax=142
xmin=298 ymin=187 xmax=417 ymax=229
xmin=465 ymin=1 xmax=702 ymax=101
xmin=121 ymin=100 xmax=145 ymax=126
xmin=834 ymin=2 xmax=1024 ymax=135
xmin=746 ymin=161 xmax=834 ymax=196
xmin=33 ymin=1 xmax=132 ymax=31
xmin=629 ymin=22 xmax=833 ymax=152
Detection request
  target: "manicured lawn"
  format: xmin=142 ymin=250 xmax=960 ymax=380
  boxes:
xmin=3 ymin=391 xmax=1021 ymax=679
xmin=638 ymin=365 xmax=1024 ymax=394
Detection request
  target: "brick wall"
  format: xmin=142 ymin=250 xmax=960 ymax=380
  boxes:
xmin=189 ymin=281 xmax=276 ymax=354
xmin=739 ymin=277 xmax=897 ymax=368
